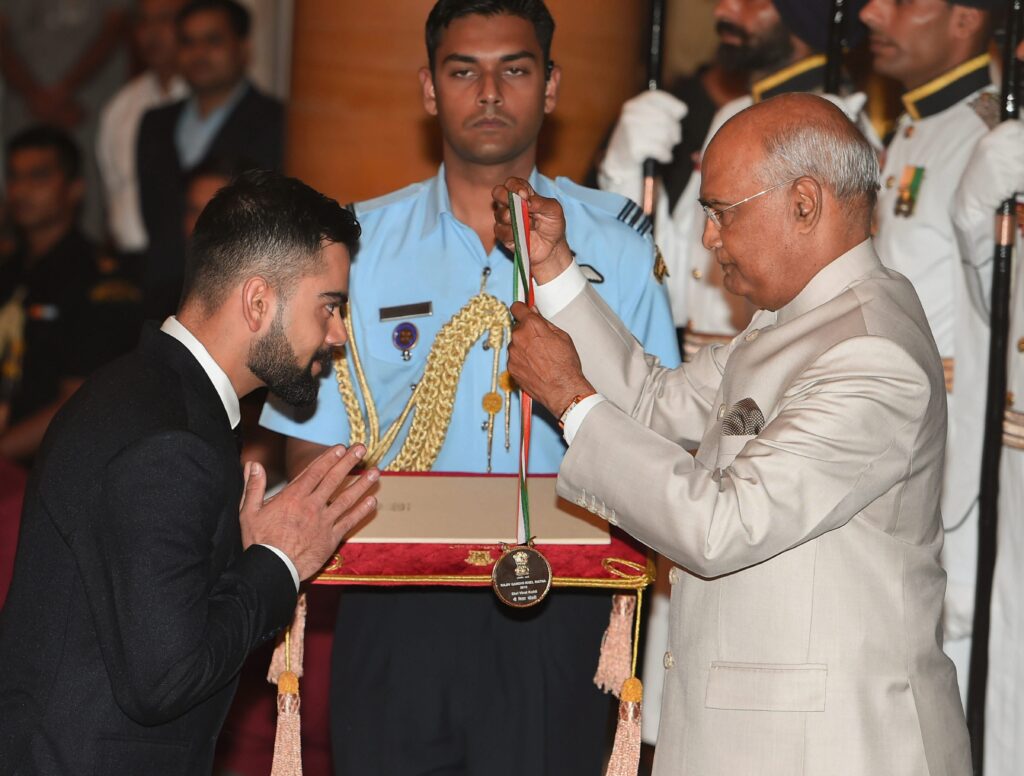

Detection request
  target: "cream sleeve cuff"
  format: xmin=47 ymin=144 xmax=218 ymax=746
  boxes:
xmin=562 ymin=394 xmax=606 ymax=445
xmin=533 ymin=261 xmax=588 ymax=318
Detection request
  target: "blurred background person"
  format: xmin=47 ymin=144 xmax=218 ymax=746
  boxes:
xmin=0 ymin=125 xmax=139 ymax=465
xmin=598 ymin=0 xmax=870 ymax=358
xmin=0 ymin=0 xmax=130 ymax=239
xmin=859 ymin=0 xmax=1002 ymax=708
xmin=97 ymin=0 xmax=188 ymax=263
xmin=137 ymin=0 xmax=283 ymax=321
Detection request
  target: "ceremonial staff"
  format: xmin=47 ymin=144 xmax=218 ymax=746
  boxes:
xmin=641 ymin=0 xmax=667 ymax=217
xmin=824 ymin=0 xmax=848 ymax=94
xmin=967 ymin=1 xmax=1023 ymax=770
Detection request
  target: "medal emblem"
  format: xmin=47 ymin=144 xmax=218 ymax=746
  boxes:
xmin=652 ymin=245 xmax=669 ymax=284
xmin=391 ymin=321 xmax=419 ymax=361
xmin=491 ymin=544 xmax=552 ymax=608
xmin=894 ymin=165 xmax=924 ymax=218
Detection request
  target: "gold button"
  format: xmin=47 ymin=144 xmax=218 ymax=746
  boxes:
xmin=745 ymin=329 xmax=760 ymax=342
xmin=692 ymin=268 xmax=703 ymax=280
xmin=668 ymin=567 xmax=680 ymax=585
xmin=663 ymin=651 xmax=675 ymax=669
xmin=718 ymin=404 xmax=726 ymax=419
xmin=904 ymin=125 xmax=915 ymax=139
xmin=885 ymin=175 xmax=896 ymax=189
xmin=1017 ymin=337 xmax=1024 ymax=353
xmin=1009 ymin=392 xmax=1016 ymax=408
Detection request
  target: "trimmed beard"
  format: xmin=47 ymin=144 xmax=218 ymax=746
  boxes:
xmin=247 ymin=311 xmax=332 ymax=407
xmin=716 ymin=19 xmax=795 ymax=74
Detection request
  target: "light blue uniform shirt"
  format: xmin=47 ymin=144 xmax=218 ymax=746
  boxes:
xmin=174 ymin=79 xmax=249 ymax=169
xmin=260 ymin=168 xmax=680 ymax=475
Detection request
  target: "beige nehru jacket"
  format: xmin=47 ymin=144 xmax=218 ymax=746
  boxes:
xmin=540 ymin=240 xmax=970 ymax=776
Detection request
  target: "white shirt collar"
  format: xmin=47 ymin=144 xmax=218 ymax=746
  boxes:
xmin=160 ymin=316 xmax=241 ymax=429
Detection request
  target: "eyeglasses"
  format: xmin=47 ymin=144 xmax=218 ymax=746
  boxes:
xmin=699 ymin=178 xmax=799 ymax=228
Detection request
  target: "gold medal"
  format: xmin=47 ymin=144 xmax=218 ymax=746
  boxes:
xmin=491 ymin=544 xmax=552 ymax=608
xmin=653 ymin=245 xmax=669 ymax=284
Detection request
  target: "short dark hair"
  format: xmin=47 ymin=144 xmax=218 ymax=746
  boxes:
xmin=5 ymin=125 xmax=81 ymax=180
xmin=425 ymin=0 xmax=555 ymax=72
xmin=181 ymin=170 xmax=361 ymax=311
xmin=177 ymin=0 xmax=251 ymax=38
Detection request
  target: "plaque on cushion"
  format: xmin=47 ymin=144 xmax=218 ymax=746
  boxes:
xmin=314 ymin=472 xmax=651 ymax=590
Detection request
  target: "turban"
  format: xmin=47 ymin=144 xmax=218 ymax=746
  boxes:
xmin=771 ymin=0 xmax=869 ymax=52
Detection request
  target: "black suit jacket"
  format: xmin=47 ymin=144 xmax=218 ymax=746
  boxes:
xmin=0 ymin=325 xmax=296 ymax=775
xmin=137 ymin=84 xmax=284 ymax=319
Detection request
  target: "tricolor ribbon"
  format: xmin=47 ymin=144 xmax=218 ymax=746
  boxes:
xmin=509 ymin=191 xmax=534 ymax=544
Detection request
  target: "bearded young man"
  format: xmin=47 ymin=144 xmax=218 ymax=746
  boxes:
xmin=0 ymin=170 xmax=379 ymax=775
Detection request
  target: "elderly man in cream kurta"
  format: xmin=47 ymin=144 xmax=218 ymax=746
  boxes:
xmin=495 ymin=94 xmax=970 ymax=776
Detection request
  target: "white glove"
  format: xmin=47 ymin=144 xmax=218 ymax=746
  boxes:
xmin=820 ymin=91 xmax=868 ymax=122
xmin=958 ymin=119 xmax=1024 ymax=216
xmin=953 ymin=119 xmax=1024 ymax=318
xmin=599 ymin=90 xmax=688 ymax=202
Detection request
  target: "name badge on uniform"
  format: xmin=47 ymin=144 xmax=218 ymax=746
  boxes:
xmin=894 ymin=165 xmax=925 ymax=218
xmin=379 ymin=302 xmax=432 ymax=322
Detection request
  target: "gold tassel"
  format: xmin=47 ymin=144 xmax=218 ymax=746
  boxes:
xmin=604 ymin=589 xmax=644 ymax=776
xmin=268 ymin=594 xmax=307 ymax=776
xmin=268 ymin=594 xmax=307 ymax=684
xmin=605 ymin=677 xmax=643 ymax=776
xmin=271 ymin=671 xmax=302 ymax=776
xmin=594 ymin=594 xmax=636 ymax=696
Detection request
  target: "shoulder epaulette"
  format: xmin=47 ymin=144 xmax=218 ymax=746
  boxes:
xmin=353 ymin=180 xmax=427 ymax=216
xmin=553 ymin=177 xmax=653 ymax=238
xmin=969 ymin=91 xmax=1000 ymax=130
xmin=615 ymin=199 xmax=654 ymax=238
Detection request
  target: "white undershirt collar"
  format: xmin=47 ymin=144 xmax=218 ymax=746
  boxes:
xmin=160 ymin=316 xmax=241 ymax=429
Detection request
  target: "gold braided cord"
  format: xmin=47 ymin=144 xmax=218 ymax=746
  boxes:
xmin=334 ymin=293 xmax=512 ymax=471
xmin=331 ymin=350 xmax=368 ymax=450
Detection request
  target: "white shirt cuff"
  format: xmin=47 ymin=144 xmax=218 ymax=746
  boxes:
xmin=259 ymin=544 xmax=301 ymax=592
xmin=563 ymin=394 xmax=606 ymax=445
xmin=534 ymin=261 xmax=588 ymax=318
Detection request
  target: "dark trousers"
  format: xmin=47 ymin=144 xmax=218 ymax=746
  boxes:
xmin=330 ymin=588 xmax=613 ymax=776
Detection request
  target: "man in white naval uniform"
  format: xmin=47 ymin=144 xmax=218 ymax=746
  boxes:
xmin=860 ymin=0 xmax=1002 ymax=705
xmin=599 ymin=0 xmax=871 ymax=357
xmin=496 ymin=93 xmax=971 ymax=776
xmin=950 ymin=51 xmax=1024 ymax=773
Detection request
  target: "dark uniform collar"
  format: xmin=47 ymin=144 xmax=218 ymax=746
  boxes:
xmin=901 ymin=53 xmax=992 ymax=121
xmin=751 ymin=54 xmax=827 ymax=103
xmin=12 ymin=225 xmax=89 ymax=277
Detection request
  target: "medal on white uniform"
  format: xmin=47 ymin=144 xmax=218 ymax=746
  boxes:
xmin=491 ymin=191 xmax=552 ymax=608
